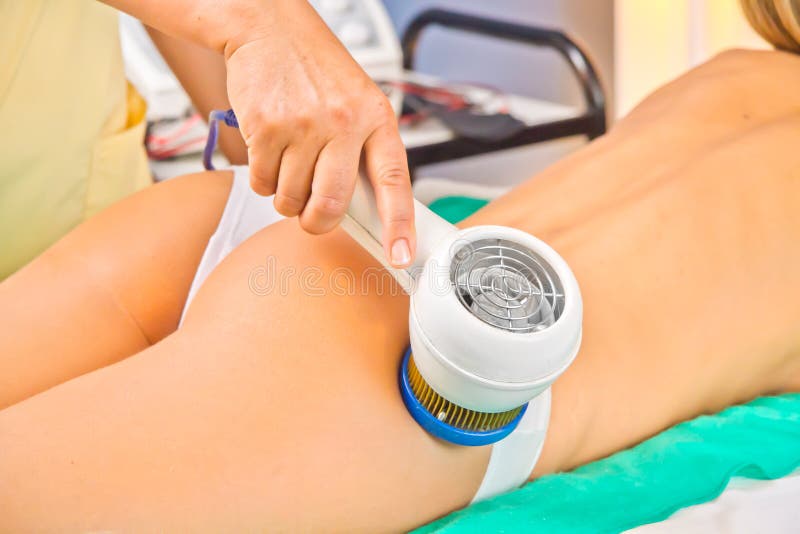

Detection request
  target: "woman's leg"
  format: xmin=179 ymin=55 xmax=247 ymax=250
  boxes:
xmin=0 ymin=171 xmax=232 ymax=408
xmin=0 ymin=218 xmax=490 ymax=532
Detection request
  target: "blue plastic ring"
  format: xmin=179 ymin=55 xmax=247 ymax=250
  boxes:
xmin=398 ymin=347 xmax=527 ymax=446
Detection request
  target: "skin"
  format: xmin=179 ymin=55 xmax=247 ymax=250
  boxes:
xmin=104 ymin=0 xmax=416 ymax=266
xmin=0 ymin=50 xmax=799 ymax=531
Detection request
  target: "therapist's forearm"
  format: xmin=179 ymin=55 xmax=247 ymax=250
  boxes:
xmin=145 ymin=26 xmax=249 ymax=164
xmin=102 ymin=0 xmax=284 ymax=56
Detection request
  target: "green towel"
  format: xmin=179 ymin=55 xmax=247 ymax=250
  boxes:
xmin=428 ymin=196 xmax=490 ymax=225
xmin=417 ymin=197 xmax=800 ymax=533
xmin=414 ymin=395 xmax=800 ymax=534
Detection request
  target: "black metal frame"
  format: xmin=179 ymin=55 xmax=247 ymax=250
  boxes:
xmin=401 ymin=9 xmax=607 ymax=169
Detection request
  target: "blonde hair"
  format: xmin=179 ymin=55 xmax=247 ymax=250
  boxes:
xmin=740 ymin=0 xmax=800 ymax=52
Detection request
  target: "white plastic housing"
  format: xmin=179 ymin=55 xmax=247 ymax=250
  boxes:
xmin=409 ymin=225 xmax=582 ymax=413
xmin=343 ymin=174 xmax=582 ymax=414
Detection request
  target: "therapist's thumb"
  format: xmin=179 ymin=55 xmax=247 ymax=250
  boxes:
xmin=364 ymin=123 xmax=416 ymax=269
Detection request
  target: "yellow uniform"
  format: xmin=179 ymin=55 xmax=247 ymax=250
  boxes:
xmin=0 ymin=0 xmax=151 ymax=278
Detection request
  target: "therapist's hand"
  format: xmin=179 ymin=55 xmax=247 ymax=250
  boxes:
xmin=224 ymin=1 xmax=415 ymax=268
xmin=102 ymin=0 xmax=415 ymax=266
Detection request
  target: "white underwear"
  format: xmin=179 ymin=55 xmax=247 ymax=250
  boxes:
xmin=182 ymin=165 xmax=549 ymax=503
xmin=179 ymin=166 xmax=284 ymax=323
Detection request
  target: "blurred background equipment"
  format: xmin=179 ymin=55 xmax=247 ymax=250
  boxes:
xmin=120 ymin=0 xmax=607 ymax=189
xmin=120 ymin=0 xmax=769 ymax=189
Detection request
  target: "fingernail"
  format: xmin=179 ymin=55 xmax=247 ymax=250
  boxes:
xmin=391 ymin=238 xmax=411 ymax=267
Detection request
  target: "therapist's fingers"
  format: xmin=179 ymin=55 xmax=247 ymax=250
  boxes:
xmin=248 ymin=148 xmax=282 ymax=196
xmin=245 ymin=125 xmax=289 ymax=197
xmin=364 ymin=123 xmax=415 ymax=268
xmin=298 ymin=138 xmax=361 ymax=235
xmin=273 ymin=143 xmax=321 ymax=217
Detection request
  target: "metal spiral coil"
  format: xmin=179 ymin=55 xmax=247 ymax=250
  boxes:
xmin=450 ymin=238 xmax=565 ymax=333
xmin=407 ymin=354 xmax=524 ymax=431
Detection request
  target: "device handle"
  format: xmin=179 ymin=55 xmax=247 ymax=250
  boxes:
xmin=342 ymin=171 xmax=456 ymax=294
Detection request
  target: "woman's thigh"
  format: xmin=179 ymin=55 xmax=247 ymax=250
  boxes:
xmin=0 ymin=171 xmax=232 ymax=408
xmin=0 ymin=218 xmax=490 ymax=532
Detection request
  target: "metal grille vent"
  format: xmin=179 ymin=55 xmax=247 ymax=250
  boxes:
xmin=450 ymin=238 xmax=565 ymax=333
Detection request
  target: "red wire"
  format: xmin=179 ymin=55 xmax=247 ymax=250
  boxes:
xmin=147 ymin=135 xmax=207 ymax=159
xmin=379 ymin=79 xmax=512 ymax=122
xmin=381 ymin=80 xmax=470 ymax=110
xmin=147 ymin=113 xmax=203 ymax=146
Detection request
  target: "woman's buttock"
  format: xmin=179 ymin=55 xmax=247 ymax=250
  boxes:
xmin=0 ymin=212 xmax=493 ymax=530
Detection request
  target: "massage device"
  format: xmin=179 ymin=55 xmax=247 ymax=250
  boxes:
xmin=342 ymin=176 xmax=582 ymax=446
xmin=203 ymin=110 xmax=582 ymax=447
